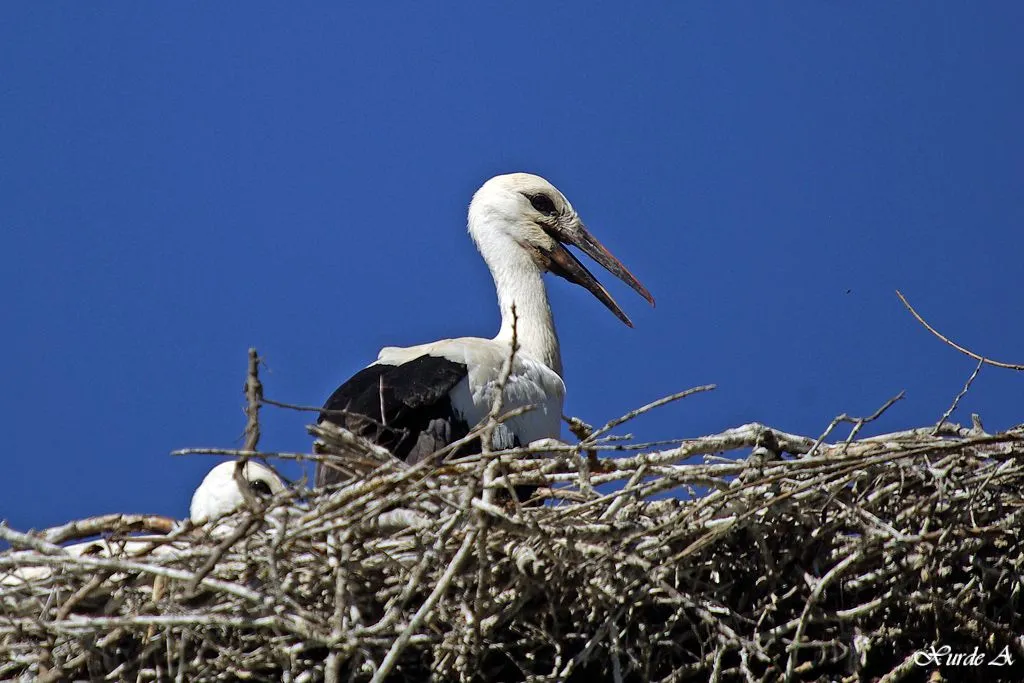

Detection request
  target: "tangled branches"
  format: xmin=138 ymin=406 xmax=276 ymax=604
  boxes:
xmin=5 ymin=295 xmax=1024 ymax=682
xmin=3 ymin=410 xmax=1024 ymax=681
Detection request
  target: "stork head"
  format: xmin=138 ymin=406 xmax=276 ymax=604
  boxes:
xmin=189 ymin=460 xmax=285 ymax=525
xmin=468 ymin=172 xmax=655 ymax=326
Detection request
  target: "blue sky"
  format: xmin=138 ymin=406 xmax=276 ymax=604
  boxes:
xmin=2 ymin=4 xmax=1022 ymax=530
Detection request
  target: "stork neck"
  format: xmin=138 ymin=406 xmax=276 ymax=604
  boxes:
xmin=490 ymin=259 xmax=563 ymax=377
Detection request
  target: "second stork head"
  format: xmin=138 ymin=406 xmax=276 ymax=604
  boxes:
xmin=468 ymin=173 xmax=655 ymax=326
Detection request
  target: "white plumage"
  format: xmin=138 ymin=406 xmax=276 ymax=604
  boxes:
xmin=316 ymin=173 xmax=653 ymax=490
xmin=376 ymin=338 xmax=565 ymax=451
xmin=189 ymin=460 xmax=285 ymax=525
xmin=2 ymin=461 xmax=285 ymax=586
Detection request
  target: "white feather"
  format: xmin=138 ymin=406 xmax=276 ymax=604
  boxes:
xmin=189 ymin=461 xmax=285 ymax=525
xmin=2 ymin=461 xmax=286 ymax=586
xmin=377 ymin=337 xmax=565 ymax=448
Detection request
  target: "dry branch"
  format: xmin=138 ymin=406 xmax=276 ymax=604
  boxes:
xmin=3 ymin=412 xmax=1023 ymax=681
xmin=895 ymin=290 xmax=1024 ymax=370
xmin=4 ymin=340 xmax=1024 ymax=681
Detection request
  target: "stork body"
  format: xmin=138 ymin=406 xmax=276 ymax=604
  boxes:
xmin=190 ymin=460 xmax=285 ymax=525
xmin=2 ymin=461 xmax=285 ymax=587
xmin=316 ymin=173 xmax=653 ymax=490
xmin=321 ymin=338 xmax=565 ymax=467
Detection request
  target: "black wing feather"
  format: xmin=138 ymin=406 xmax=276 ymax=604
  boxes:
xmin=316 ymin=355 xmax=470 ymax=486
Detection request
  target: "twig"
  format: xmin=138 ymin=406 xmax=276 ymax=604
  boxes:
xmin=896 ymin=290 xmax=1024 ymax=370
xmin=185 ymin=513 xmax=262 ymax=594
xmin=371 ymin=529 xmax=479 ymax=683
xmin=39 ymin=514 xmax=177 ymax=545
xmin=482 ymin=303 xmax=519 ymax=455
xmin=233 ymin=348 xmax=264 ymax=511
xmin=4 ymin=377 xmax=1024 ymax=681
xmin=783 ymin=549 xmax=864 ymax=681
xmin=0 ymin=527 xmax=262 ymax=603
xmin=584 ymin=385 xmax=716 ymax=443
xmin=808 ymin=391 xmax=905 ymax=457
xmin=934 ymin=357 xmax=984 ymax=434
xmin=243 ymin=348 xmax=263 ymax=452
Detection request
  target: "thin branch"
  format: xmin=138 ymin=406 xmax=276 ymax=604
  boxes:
xmin=234 ymin=348 xmax=264 ymax=510
xmin=39 ymin=514 xmax=177 ymax=545
xmin=242 ymin=347 xmax=263 ymax=451
xmin=896 ymin=289 xmax=1024 ymax=370
xmin=371 ymin=529 xmax=479 ymax=683
xmin=808 ymin=391 xmax=905 ymax=457
xmin=933 ymin=357 xmax=984 ymax=434
xmin=4 ymin=364 xmax=1024 ymax=682
xmin=584 ymin=385 xmax=716 ymax=444
xmin=482 ymin=303 xmax=519 ymax=455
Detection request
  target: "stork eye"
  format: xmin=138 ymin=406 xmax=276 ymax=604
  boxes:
xmin=526 ymin=193 xmax=557 ymax=216
xmin=250 ymin=479 xmax=274 ymax=497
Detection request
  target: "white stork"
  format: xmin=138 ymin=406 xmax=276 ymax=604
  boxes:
xmin=189 ymin=460 xmax=286 ymax=526
xmin=315 ymin=173 xmax=653 ymax=492
xmin=1 ymin=461 xmax=285 ymax=586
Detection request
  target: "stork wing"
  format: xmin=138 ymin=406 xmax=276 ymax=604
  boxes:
xmin=315 ymin=354 xmax=470 ymax=487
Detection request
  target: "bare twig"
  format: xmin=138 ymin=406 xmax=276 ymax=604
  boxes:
xmin=39 ymin=514 xmax=177 ymax=545
xmin=808 ymin=391 xmax=906 ymax=457
xmin=481 ymin=303 xmax=519 ymax=455
xmin=242 ymin=348 xmax=263 ymax=452
xmin=934 ymin=357 xmax=984 ymax=434
xmin=5 ymin=382 xmax=1024 ymax=681
xmin=234 ymin=348 xmax=264 ymax=510
xmin=584 ymin=385 xmax=716 ymax=443
xmin=896 ymin=290 xmax=1024 ymax=370
xmin=371 ymin=529 xmax=479 ymax=683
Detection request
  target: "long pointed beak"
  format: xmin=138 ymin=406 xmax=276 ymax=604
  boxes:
xmin=545 ymin=221 xmax=655 ymax=327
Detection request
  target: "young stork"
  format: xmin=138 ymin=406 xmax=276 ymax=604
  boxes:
xmin=2 ymin=461 xmax=285 ymax=587
xmin=315 ymin=173 xmax=653 ymax=489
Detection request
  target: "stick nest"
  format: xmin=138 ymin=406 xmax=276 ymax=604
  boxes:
xmin=3 ymin=416 xmax=1024 ymax=682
